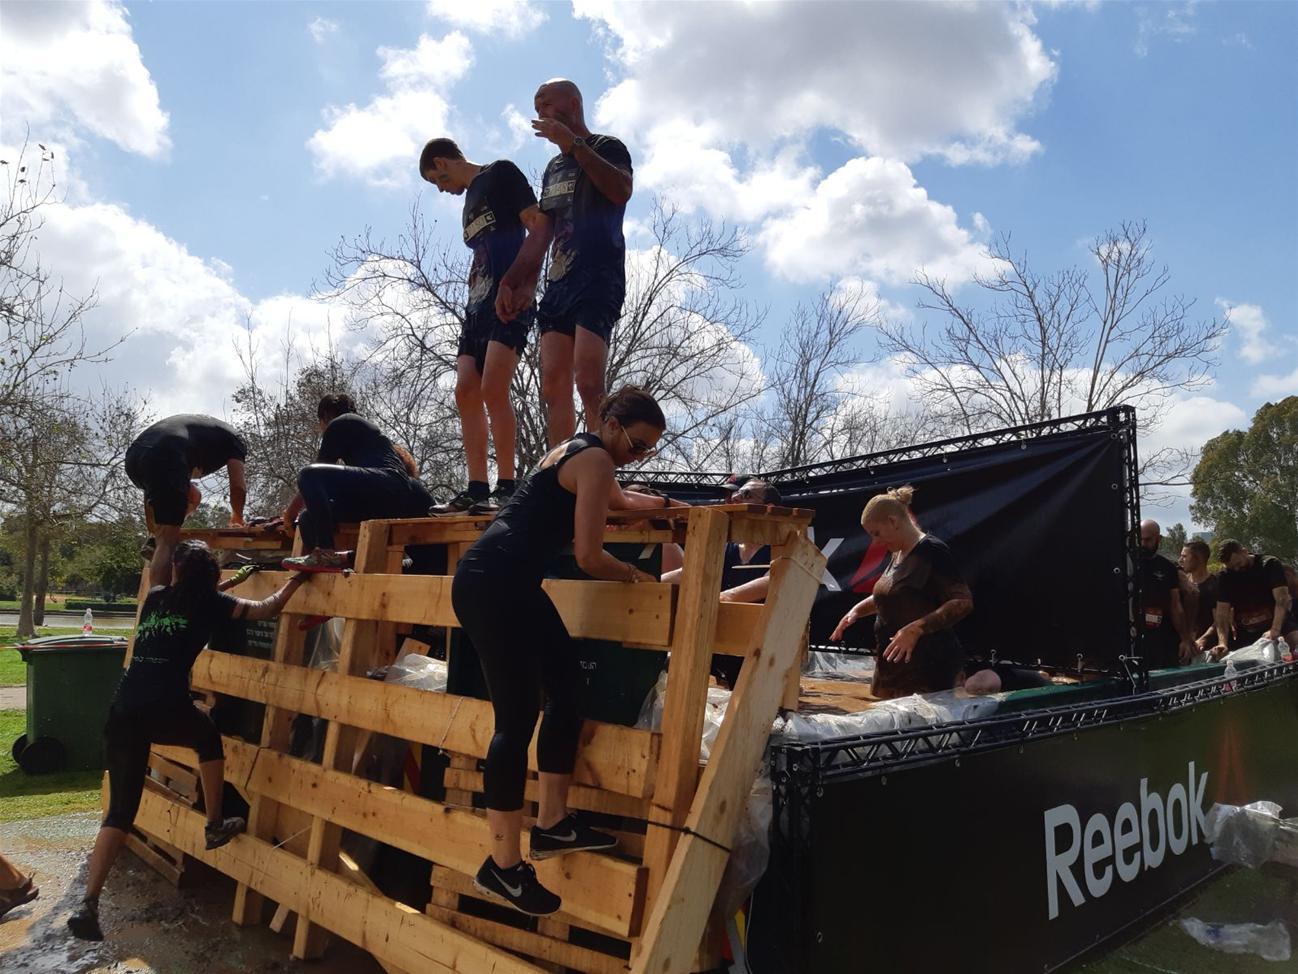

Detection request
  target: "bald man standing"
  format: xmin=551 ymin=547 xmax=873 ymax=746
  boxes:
xmin=495 ymin=79 xmax=633 ymax=445
xmin=1137 ymin=519 xmax=1194 ymax=668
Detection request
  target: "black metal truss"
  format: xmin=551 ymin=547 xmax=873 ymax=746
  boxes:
xmin=771 ymin=660 xmax=1298 ymax=789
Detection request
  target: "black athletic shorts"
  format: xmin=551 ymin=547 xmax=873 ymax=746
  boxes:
xmin=458 ymin=305 xmax=532 ymax=374
xmin=536 ymin=269 xmax=624 ymax=343
xmin=125 ymin=442 xmax=190 ymax=527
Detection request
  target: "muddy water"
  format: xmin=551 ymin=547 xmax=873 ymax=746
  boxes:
xmin=0 ymin=813 xmax=381 ymax=974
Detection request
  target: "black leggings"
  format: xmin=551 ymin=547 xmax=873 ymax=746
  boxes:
xmin=102 ymin=701 xmax=223 ymax=831
xmin=451 ymin=568 xmax=583 ymax=811
xmin=297 ymin=465 xmax=432 ymax=549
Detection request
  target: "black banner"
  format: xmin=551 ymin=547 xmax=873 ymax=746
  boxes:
xmin=751 ymin=670 xmax=1298 ymax=973
xmin=779 ymin=423 xmax=1134 ymax=667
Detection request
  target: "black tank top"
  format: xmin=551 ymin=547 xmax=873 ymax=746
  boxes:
xmin=459 ymin=433 xmax=605 ymax=583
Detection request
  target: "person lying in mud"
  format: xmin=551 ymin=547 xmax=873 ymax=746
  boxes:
xmin=67 ymin=542 xmax=307 ymax=941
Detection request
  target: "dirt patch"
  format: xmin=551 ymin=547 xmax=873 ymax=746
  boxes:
xmin=0 ymin=687 xmax=26 ymax=710
xmin=0 ymin=813 xmax=382 ymax=974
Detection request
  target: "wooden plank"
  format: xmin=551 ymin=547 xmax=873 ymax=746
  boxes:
xmin=440 ymin=769 xmax=650 ymax=820
xmin=215 ymin=570 xmax=675 ymax=647
xmin=632 ymin=534 xmax=825 ymax=974
xmin=641 ymin=508 xmax=729 ymax=912
xmin=296 ymin=520 xmax=389 ymax=959
xmin=212 ymin=736 xmax=643 ymax=938
xmin=126 ymin=833 xmax=183 ymax=887
xmin=232 ymin=531 xmax=309 ymax=927
xmin=190 ymin=653 xmax=659 ymax=799
xmin=338 ymin=850 xmax=415 ymax=974
xmin=424 ymin=904 xmax=627 ymax=974
xmin=134 ymin=790 xmax=546 ymax=974
xmin=269 ymin=902 xmax=293 ymax=935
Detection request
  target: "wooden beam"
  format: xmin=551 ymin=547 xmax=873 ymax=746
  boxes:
xmin=216 ymin=570 xmax=675 ymax=647
xmin=134 ymin=790 xmax=547 ymax=974
xmin=208 ymin=736 xmax=644 ymax=938
xmin=338 ymin=850 xmax=415 ymax=974
xmin=641 ymin=508 xmax=729 ymax=912
xmin=425 ymin=903 xmax=627 ymax=974
xmin=440 ymin=768 xmax=650 ymax=820
xmin=232 ymin=532 xmax=309 ymax=927
xmin=632 ymin=534 xmax=825 ymax=974
xmin=296 ymin=521 xmax=389 ymax=959
xmin=191 ymin=653 xmax=660 ymax=799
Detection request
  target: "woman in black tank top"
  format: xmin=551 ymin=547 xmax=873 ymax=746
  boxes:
xmin=452 ymin=386 xmax=685 ymax=916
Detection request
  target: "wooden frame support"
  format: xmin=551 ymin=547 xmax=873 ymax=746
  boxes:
xmin=632 ymin=534 xmax=825 ymax=974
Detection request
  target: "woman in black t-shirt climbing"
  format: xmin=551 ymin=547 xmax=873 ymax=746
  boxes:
xmin=451 ymin=386 xmax=684 ymax=916
xmin=829 ymin=486 xmax=974 ymax=698
xmin=67 ymin=541 xmax=309 ymax=941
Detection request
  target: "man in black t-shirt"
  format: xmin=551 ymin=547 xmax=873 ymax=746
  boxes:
xmin=420 ymin=138 xmax=544 ymax=512
xmin=495 ymin=79 xmax=633 ymax=446
xmin=1136 ymin=520 xmax=1193 ymax=668
xmin=1215 ymin=539 xmax=1297 ymax=653
xmin=125 ymin=414 xmax=248 ymax=586
xmin=280 ymin=394 xmax=433 ymax=571
xmin=1179 ymin=539 xmax=1222 ymax=656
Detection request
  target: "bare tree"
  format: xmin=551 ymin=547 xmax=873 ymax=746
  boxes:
xmin=878 ymin=221 xmax=1225 ymax=489
xmin=320 ymin=199 xmax=766 ymax=481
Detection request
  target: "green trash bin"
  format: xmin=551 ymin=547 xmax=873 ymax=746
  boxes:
xmin=13 ymin=634 xmax=128 ymax=774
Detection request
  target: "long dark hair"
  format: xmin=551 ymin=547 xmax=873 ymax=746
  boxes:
xmin=598 ymin=386 xmax=666 ymax=431
xmin=161 ymin=540 xmax=221 ymax=615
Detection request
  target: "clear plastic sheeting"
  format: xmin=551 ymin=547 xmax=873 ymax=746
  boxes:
xmin=383 ymin=653 xmax=449 ymax=693
xmin=802 ymin=651 xmax=875 ymax=683
xmin=1204 ymin=801 xmax=1298 ymax=869
xmin=716 ymin=773 xmax=773 ymax=918
xmin=1177 ymin=918 xmax=1292 ymax=962
xmin=636 ymin=670 xmax=732 ymax=763
xmin=306 ymin=618 xmax=345 ymax=671
xmin=1222 ymin=636 xmax=1285 ymax=674
xmin=772 ymin=690 xmax=1001 ymax=745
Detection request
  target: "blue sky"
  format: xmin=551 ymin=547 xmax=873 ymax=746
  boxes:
xmin=1 ymin=0 xmax=1294 ymax=527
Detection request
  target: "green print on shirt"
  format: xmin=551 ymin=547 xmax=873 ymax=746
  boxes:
xmin=135 ymin=610 xmax=189 ymax=642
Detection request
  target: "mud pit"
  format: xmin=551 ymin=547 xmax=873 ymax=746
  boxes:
xmin=0 ymin=813 xmax=382 ymax=974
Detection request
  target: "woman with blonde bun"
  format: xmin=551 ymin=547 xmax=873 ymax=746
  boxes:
xmin=829 ymin=486 xmax=973 ymax=698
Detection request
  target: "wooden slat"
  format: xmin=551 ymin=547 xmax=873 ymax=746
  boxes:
xmin=210 ymin=736 xmax=643 ymax=938
xmin=134 ymin=790 xmax=546 ymax=974
xmin=297 ymin=521 xmax=389 ymax=959
xmin=232 ymin=532 xmax=309 ymax=927
xmin=632 ymin=534 xmax=825 ymax=974
xmin=425 ymin=903 xmax=627 ymax=974
xmin=641 ymin=508 xmax=729 ymax=911
xmin=126 ymin=833 xmax=183 ymax=886
xmin=218 ymin=570 xmax=675 ymax=647
xmin=191 ymin=653 xmax=659 ymax=799
xmin=440 ymin=769 xmax=650 ymax=820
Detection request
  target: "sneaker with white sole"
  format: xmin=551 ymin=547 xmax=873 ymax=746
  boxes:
xmin=472 ymin=856 xmax=561 ymax=916
xmin=529 ymin=813 xmax=618 ymax=860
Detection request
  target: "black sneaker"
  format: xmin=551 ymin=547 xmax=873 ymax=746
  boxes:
xmin=204 ymin=816 xmax=246 ymax=850
xmin=529 ymin=813 xmax=618 ymax=860
xmin=430 ymin=490 xmax=487 ymax=515
xmin=472 ymin=856 xmax=561 ymax=916
xmin=67 ymin=897 xmax=103 ymax=941
xmin=483 ymin=483 xmax=515 ymax=512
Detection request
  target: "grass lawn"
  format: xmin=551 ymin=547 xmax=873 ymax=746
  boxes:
xmin=0 ymin=709 xmax=103 ymax=822
xmin=0 ymin=625 xmax=133 ymax=686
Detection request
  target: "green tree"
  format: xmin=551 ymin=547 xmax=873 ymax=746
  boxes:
xmin=1191 ymin=396 xmax=1298 ymax=564
xmin=1158 ymin=522 xmax=1188 ymax=560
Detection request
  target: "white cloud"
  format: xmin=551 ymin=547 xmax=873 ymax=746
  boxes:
xmin=1252 ymin=367 xmax=1298 ymax=400
xmin=308 ymin=17 xmax=340 ymax=44
xmin=578 ymin=0 xmax=1054 ymax=164
xmin=426 ymin=0 xmax=546 ymax=38
xmin=757 ymin=157 xmax=993 ymax=285
xmin=1135 ymin=2 xmax=1198 ymax=57
xmin=307 ymin=32 xmax=473 ymax=188
xmin=0 ymin=0 xmax=170 ymax=157
xmin=1217 ymin=299 xmax=1275 ymax=365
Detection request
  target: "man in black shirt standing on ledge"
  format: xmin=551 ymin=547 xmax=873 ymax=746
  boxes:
xmin=125 ymin=415 xmax=248 ymax=587
xmin=420 ymin=138 xmax=545 ymax=513
xmin=1137 ymin=519 xmax=1193 ymax=667
xmin=496 ymin=78 xmax=633 ymax=446
xmin=1215 ymin=539 xmax=1297 ymax=653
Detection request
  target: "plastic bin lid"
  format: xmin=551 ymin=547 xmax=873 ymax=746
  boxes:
xmin=16 ymin=634 xmax=130 ymax=658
